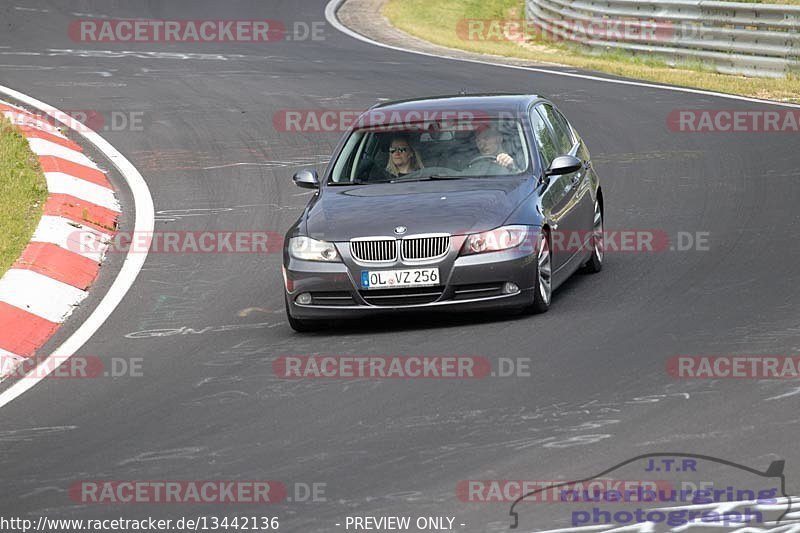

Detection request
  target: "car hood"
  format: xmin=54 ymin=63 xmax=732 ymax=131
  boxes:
xmin=305 ymin=178 xmax=534 ymax=241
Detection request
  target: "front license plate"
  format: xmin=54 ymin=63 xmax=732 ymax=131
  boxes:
xmin=360 ymin=268 xmax=440 ymax=289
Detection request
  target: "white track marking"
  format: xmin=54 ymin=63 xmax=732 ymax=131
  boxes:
xmin=26 ymin=137 xmax=98 ymax=167
xmin=324 ymin=0 xmax=800 ymax=110
xmin=0 ymin=350 xmax=26 ymax=378
xmin=1 ymin=100 xmax=30 ymax=113
xmin=0 ymin=348 xmax=24 ymax=360
xmin=0 ymin=350 xmax=25 ymax=363
xmin=31 ymin=215 xmax=111 ymax=262
xmin=2 ymin=109 xmax=66 ymax=136
xmin=45 ymin=172 xmax=120 ymax=211
xmin=44 ymin=49 xmax=250 ymax=61
xmin=0 ymin=85 xmax=154 ymax=409
xmin=15 ymin=6 xmax=51 ymax=13
xmin=0 ymin=270 xmax=87 ymax=323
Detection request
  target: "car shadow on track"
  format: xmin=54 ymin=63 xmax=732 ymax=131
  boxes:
xmin=299 ymin=268 xmax=599 ymax=335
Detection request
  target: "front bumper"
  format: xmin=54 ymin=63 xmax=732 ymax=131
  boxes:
xmin=284 ymin=240 xmax=538 ymax=320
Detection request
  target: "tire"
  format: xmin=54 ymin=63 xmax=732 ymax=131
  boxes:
xmin=285 ymin=296 xmax=323 ymax=332
xmin=583 ymin=199 xmax=603 ymax=274
xmin=525 ymin=229 xmax=552 ymax=314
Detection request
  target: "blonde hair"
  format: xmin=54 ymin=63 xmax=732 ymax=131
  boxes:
xmin=386 ymin=135 xmax=424 ymax=176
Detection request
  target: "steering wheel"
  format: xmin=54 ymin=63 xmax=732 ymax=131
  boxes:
xmin=467 ymin=154 xmax=503 ymax=168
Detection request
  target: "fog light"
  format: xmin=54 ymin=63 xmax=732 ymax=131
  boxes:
xmin=296 ymin=293 xmax=312 ymax=305
xmin=502 ymin=282 xmax=520 ymax=294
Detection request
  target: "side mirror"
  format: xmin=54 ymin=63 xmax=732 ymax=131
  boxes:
xmin=292 ymin=169 xmax=319 ymax=189
xmin=545 ymin=155 xmax=582 ymax=176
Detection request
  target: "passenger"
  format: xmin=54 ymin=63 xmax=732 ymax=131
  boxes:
xmin=386 ymin=134 xmax=424 ymax=178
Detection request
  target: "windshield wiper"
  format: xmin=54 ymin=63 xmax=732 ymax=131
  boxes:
xmin=390 ymin=175 xmax=466 ymax=183
xmin=327 ymin=179 xmax=383 ymax=186
xmin=327 ymin=175 xmax=466 ymax=185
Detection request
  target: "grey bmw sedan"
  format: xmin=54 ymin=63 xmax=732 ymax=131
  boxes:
xmin=282 ymin=94 xmax=603 ymax=331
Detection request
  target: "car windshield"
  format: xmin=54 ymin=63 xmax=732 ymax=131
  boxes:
xmin=327 ymin=116 xmax=532 ymax=184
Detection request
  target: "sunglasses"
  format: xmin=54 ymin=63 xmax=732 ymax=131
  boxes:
xmin=388 ymin=147 xmax=409 ymax=154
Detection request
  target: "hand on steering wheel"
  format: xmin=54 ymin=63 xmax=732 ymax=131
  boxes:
xmin=495 ymin=153 xmax=515 ymax=169
xmin=468 ymin=153 xmax=515 ymax=169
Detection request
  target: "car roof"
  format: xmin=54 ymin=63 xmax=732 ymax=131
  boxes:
xmin=369 ymin=94 xmax=543 ymax=114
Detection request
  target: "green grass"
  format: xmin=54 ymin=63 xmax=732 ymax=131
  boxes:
xmin=0 ymin=115 xmax=47 ymax=277
xmin=384 ymin=0 xmax=800 ymax=103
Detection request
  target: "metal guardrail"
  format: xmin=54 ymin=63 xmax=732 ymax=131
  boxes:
xmin=525 ymin=0 xmax=800 ymax=77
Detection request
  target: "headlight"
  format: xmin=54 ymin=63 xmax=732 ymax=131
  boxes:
xmin=460 ymin=225 xmax=530 ymax=255
xmin=289 ymin=236 xmax=340 ymax=261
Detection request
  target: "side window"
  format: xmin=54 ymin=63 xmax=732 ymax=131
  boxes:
xmin=556 ymin=108 xmax=579 ymax=146
xmin=529 ymin=107 xmax=559 ymax=169
xmin=330 ymin=131 xmax=364 ymax=182
xmin=539 ymin=104 xmax=575 ymax=156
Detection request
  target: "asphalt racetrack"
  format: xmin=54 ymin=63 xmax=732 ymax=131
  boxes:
xmin=1 ymin=1 xmax=799 ymax=532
